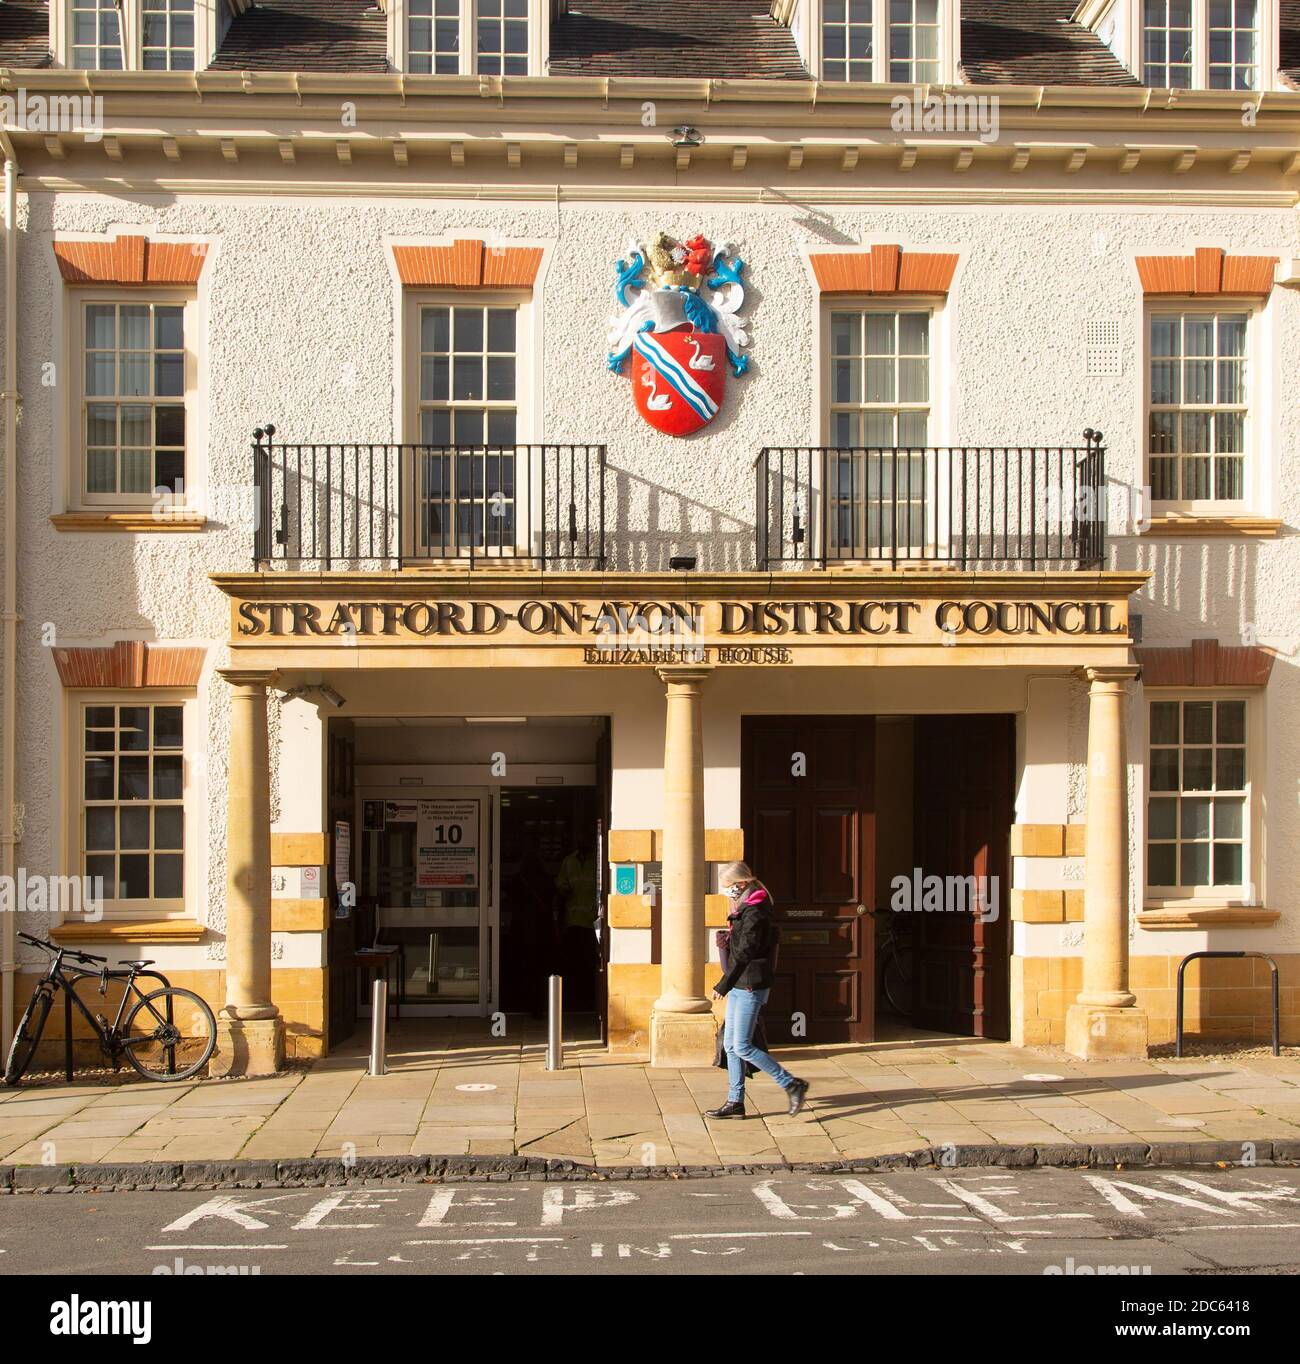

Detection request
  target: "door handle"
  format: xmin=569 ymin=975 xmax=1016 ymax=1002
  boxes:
xmin=856 ymin=905 xmax=866 ymax=915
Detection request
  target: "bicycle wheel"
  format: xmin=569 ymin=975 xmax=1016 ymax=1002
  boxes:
xmin=4 ymin=987 xmax=53 ymax=1085
xmin=882 ymin=945 xmax=913 ymax=1019
xmin=121 ymin=988 xmax=216 ymax=1081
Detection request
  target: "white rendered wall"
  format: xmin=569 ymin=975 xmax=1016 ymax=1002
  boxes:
xmin=7 ymin=189 xmax=1298 ymax=978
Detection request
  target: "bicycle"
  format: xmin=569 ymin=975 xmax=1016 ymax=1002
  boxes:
xmin=874 ymin=910 xmax=914 ymax=1018
xmin=4 ymin=931 xmax=216 ymax=1085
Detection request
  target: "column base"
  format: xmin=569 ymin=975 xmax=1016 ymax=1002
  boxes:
xmin=210 ymin=1016 xmax=286 ymax=1078
xmin=1064 ymin=1003 xmax=1149 ymax=1060
xmin=649 ymin=1008 xmax=717 ymax=1069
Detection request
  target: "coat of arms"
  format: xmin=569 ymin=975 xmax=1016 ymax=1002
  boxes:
xmin=607 ymin=232 xmax=751 ymax=436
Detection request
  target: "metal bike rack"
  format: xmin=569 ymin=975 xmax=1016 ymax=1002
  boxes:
xmin=61 ymin=967 xmax=173 ymax=1083
xmin=1175 ymin=951 xmax=1279 ymax=1058
xmin=546 ymin=974 xmax=563 ymax=1071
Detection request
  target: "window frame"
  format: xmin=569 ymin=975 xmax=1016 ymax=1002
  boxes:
xmin=1142 ymin=688 xmax=1263 ymax=906
xmin=136 ymin=0 xmax=198 ymax=71
xmin=68 ymin=287 xmax=198 ymax=512
xmin=817 ymin=294 xmax=948 ymax=560
xmin=1131 ymin=0 xmax=1271 ymax=91
xmin=64 ymin=688 xmax=200 ymax=923
xmin=1143 ymin=299 xmax=1258 ymax=514
xmin=394 ymin=0 xmax=542 ymax=77
xmin=55 ymin=0 xmax=217 ymax=71
xmin=811 ymin=0 xmax=957 ymax=85
xmin=402 ymin=287 xmax=535 ymax=556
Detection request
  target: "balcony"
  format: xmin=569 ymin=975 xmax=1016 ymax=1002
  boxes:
xmin=252 ymin=428 xmax=607 ymax=570
xmin=249 ymin=429 xmax=1107 ymax=574
xmin=755 ymin=436 xmax=1107 ymax=571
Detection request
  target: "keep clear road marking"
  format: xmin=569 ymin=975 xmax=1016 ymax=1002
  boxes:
xmin=148 ymin=1171 xmax=1300 ymax=1257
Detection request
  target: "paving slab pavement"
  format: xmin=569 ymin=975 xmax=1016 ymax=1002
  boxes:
xmin=2 ymin=1020 xmax=1299 ymax=1171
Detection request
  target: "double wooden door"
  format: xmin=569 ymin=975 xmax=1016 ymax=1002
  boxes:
xmin=741 ymin=716 xmax=875 ymax=1044
xmin=742 ymin=712 xmax=1015 ymax=1046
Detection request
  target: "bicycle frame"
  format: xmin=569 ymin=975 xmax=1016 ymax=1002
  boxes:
xmin=37 ymin=949 xmax=174 ymax=1063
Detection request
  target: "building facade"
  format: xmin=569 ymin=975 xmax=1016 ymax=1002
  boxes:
xmin=1 ymin=0 xmax=1297 ymax=1073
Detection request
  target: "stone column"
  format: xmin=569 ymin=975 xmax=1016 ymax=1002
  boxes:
xmin=1065 ymin=665 xmax=1149 ymax=1060
xmin=210 ymin=668 xmax=285 ymax=1077
xmin=650 ymin=666 xmax=716 ymax=1067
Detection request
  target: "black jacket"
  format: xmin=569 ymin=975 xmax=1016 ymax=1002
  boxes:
xmin=713 ymin=894 xmax=778 ymax=996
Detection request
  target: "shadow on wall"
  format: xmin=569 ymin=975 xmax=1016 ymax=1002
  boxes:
xmin=606 ymin=464 xmax=756 ymax=573
xmin=1109 ymin=535 xmax=1281 ymax=644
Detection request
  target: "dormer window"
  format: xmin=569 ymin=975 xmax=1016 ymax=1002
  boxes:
xmin=60 ymin=0 xmax=207 ymax=70
xmin=818 ymin=0 xmax=951 ymax=84
xmin=401 ymin=0 xmax=534 ymax=75
xmin=1140 ymin=0 xmax=1259 ymax=89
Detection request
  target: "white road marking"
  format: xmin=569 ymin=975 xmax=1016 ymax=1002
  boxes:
xmin=1163 ymin=1175 xmax=1300 ymax=1211
xmin=146 ymin=1244 xmax=288 ymax=1250
xmin=540 ymin=1187 xmax=638 ymax=1225
xmin=1081 ymin=1175 xmax=1225 ymax=1217
xmin=161 ymin=1193 xmax=303 ymax=1232
xmin=937 ymin=1179 xmax=1092 ymax=1224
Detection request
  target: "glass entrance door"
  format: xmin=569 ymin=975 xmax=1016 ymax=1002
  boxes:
xmin=359 ymin=787 xmax=493 ymax=1014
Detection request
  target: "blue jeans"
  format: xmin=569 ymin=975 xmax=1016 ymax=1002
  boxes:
xmin=723 ymin=987 xmax=796 ymax=1103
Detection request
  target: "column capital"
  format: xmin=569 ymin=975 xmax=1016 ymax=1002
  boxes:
xmin=217 ymin=667 xmax=280 ymax=690
xmin=1080 ymin=664 xmax=1140 ymax=688
xmin=656 ymin=665 xmax=713 ymax=689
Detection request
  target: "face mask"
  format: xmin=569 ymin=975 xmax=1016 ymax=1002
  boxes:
xmin=726 ymin=882 xmax=748 ymax=901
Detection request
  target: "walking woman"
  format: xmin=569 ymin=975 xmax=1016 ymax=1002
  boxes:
xmin=705 ymin=862 xmax=810 ymax=1119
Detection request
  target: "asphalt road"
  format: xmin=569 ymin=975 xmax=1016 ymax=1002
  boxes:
xmin=1 ymin=1166 xmax=1298 ymax=1278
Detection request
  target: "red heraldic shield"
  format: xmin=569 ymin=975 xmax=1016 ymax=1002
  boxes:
xmin=630 ymin=330 xmax=727 ymax=436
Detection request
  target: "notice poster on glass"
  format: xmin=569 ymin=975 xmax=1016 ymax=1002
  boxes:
xmin=416 ymin=798 xmax=479 ymax=889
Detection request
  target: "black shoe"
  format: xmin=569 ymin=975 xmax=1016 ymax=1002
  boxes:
xmin=786 ymin=1079 xmax=810 ymax=1116
xmin=705 ymin=1100 xmax=747 ymax=1119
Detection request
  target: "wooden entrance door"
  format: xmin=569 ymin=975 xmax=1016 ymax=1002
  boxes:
xmin=911 ymin=714 xmax=1014 ymax=1039
xmin=741 ymin=716 xmax=875 ymax=1044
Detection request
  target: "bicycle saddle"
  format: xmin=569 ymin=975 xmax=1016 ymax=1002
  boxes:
xmin=122 ymin=959 xmax=155 ymax=969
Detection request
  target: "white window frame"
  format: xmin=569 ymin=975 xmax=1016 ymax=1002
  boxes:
xmin=392 ymin=0 xmax=545 ymax=76
xmin=137 ymin=0 xmax=198 ymax=71
xmin=67 ymin=287 xmax=198 ymax=512
xmin=403 ymin=288 xmax=535 ymax=556
xmin=1128 ymin=0 xmax=1274 ymax=90
xmin=1142 ymin=688 xmax=1263 ymax=906
xmin=1144 ymin=300 xmax=1258 ymax=514
xmin=52 ymin=0 xmax=220 ymax=71
xmin=816 ymin=294 xmax=950 ymax=560
xmin=64 ymin=689 xmax=201 ymax=922
xmin=807 ymin=0 xmax=960 ymax=84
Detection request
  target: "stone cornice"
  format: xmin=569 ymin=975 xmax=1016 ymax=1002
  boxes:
xmin=5 ymin=69 xmax=1300 ymax=136
xmin=209 ymin=569 xmax=1153 ymax=600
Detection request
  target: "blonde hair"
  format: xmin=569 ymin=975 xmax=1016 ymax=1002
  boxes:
xmin=718 ymin=861 xmax=755 ymax=888
xmin=719 ymin=862 xmax=774 ymax=907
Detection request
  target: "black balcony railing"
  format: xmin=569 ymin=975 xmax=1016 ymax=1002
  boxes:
xmin=252 ymin=426 xmax=606 ymax=569
xmin=755 ymin=434 xmax=1107 ymax=570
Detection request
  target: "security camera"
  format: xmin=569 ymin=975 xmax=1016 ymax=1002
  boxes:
xmin=318 ymin=685 xmax=346 ymax=710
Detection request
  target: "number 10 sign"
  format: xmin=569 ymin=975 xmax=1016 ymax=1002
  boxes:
xmin=416 ymin=798 xmax=479 ymax=890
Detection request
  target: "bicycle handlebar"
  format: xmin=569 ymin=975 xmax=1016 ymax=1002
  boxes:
xmin=16 ymin=930 xmax=106 ymax=965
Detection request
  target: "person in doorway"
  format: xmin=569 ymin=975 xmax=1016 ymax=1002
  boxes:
xmin=706 ymin=862 xmax=809 ymax=1119
xmin=556 ymin=830 xmax=598 ymax=1011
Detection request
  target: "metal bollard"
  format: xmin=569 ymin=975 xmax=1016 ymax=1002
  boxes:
xmin=546 ymin=974 xmax=563 ymax=1071
xmin=369 ymin=977 xmax=388 ymax=1077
